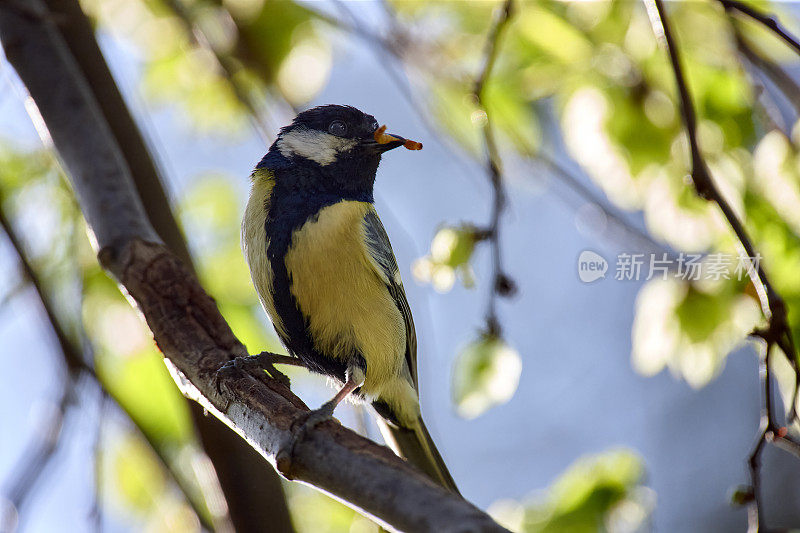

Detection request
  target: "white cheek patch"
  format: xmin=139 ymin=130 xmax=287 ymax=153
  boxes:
xmin=277 ymin=128 xmax=357 ymax=166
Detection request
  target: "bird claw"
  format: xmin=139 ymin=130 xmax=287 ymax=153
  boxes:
xmin=293 ymin=401 xmax=338 ymax=434
xmin=212 ymin=353 xmax=292 ymax=395
xmin=277 ymin=401 xmax=341 ymax=478
xmin=212 ymin=358 xmax=240 ymax=396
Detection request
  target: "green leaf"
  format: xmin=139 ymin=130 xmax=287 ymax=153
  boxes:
xmin=675 ymin=286 xmax=729 ymax=344
xmin=108 ymin=433 xmax=202 ymax=531
xmin=113 ymin=434 xmax=167 ymax=514
xmin=413 ymin=225 xmax=480 ymax=293
xmin=286 ymin=482 xmax=378 ymax=533
xmin=96 ymin=346 xmax=194 ymax=447
xmin=452 ymin=334 xmax=522 ymax=419
xmin=522 ymin=450 xmax=649 ymax=533
xmin=632 ymin=278 xmax=760 ymax=388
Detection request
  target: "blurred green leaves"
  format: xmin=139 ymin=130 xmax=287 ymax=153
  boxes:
xmin=8 ymin=0 xmax=800 ymax=527
xmin=632 ymin=277 xmax=760 ymax=387
xmin=177 ymin=174 xmax=283 ymax=354
xmin=628 ymin=118 xmax=800 ymax=393
xmin=107 ymin=433 xmax=202 ymax=532
xmin=0 ymin=139 xmax=213 ymax=528
xmin=490 ymin=449 xmax=651 ymax=533
xmin=286 ymin=483 xmax=378 ymax=533
xmin=113 ymin=435 xmax=169 ymax=515
xmin=452 ymin=333 xmax=521 ymax=419
xmin=398 ymin=0 xmax=800 ymax=413
xmin=80 ymin=0 xmax=331 ymax=132
xmin=413 ymin=225 xmax=480 ymax=292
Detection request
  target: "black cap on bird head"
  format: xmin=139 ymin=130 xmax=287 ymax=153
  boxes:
xmin=262 ymin=105 xmax=422 ymax=198
xmin=273 ymin=105 xmax=421 ymax=166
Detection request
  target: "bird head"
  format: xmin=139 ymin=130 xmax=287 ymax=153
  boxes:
xmin=264 ymin=105 xmax=420 ymax=198
xmin=276 ymin=104 xmax=407 ymax=164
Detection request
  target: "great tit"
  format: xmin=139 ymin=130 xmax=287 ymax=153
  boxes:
xmin=241 ymin=104 xmax=458 ymax=493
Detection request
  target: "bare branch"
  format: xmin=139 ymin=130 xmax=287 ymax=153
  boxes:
xmin=0 ymin=189 xmax=88 ymax=375
xmin=0 ymin=275 xmax=27 ymax=311
xmin=89 ymin=392 xmax=108 ymax=533
xmin=0 ymin=3 xmax=508 ymax=530
xmin=647 ymin=0 xmax=799 ymax=379
xmin=719 ymin=0 xmax=800 ymax=56
xmin=747 ymin=339 xmax=773 ymax=532
xmin=0 ymin=188 xmax=78 ymax=530
xmin=330 ymin=0 xmax=665 ymax=273
xmin=472 ymin=0 xmax=517 ymax=336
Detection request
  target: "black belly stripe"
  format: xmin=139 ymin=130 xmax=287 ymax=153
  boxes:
xmin=263 ymin=158 xmax=373 ymax=382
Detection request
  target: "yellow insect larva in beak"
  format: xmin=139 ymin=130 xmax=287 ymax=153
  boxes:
xmin=374 ymin=125 xmax=423 ymax=150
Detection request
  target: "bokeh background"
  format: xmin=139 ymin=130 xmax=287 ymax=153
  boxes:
xmin=2 ymin=0 xmax=800 ymax=531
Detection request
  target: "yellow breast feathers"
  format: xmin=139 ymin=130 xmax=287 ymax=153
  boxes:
xmin=284 ymin=201 xmax=407 ymax=397
xmin=241 ymin=169 xmax=286 ymax=339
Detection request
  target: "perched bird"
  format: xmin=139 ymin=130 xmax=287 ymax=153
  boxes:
xmin=241 ymin=104 xmax=458 ymax=493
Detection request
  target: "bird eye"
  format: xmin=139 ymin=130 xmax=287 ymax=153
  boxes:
xmin=328 ymin=120 xmax=347 ymax=136
xmin=369 ymin=119 xmax=379 ymax=132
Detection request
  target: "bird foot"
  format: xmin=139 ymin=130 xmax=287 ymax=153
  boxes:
xmin=289 ymin=398 xmax=343 ymax=448
xmin=276 ymin=400 xmax=340 ymax=478
xmin=214 ymin=353 xmax=292 ymax=392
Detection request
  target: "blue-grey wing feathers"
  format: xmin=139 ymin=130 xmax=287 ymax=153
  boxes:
xmin=362 ymin=209 xmax=418 ymax=389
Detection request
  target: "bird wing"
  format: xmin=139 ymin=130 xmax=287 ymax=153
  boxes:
xmin=361 ymin=206 xmax=418 ymax=389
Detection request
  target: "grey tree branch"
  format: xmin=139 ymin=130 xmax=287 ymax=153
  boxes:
xmin=29 ymin=2 xmax=296 ymax=530
xmin=0 ymin=3 xmax=507 ymax=531
xmin=0 ymin=186 xmax=221 ymax=531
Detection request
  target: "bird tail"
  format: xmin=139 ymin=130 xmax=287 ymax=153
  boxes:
xmin=374 ymin=410 xmax=460 ymax=495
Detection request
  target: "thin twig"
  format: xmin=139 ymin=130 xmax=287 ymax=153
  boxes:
xmin=747 ymin=339 xmax=772 ymax=532
xmin=649 ymin=0 xmax=798 ymax=387
xmin=331 ymin=0 xmax=663 ymax=263
xmin=726 ymin=12 xmax=800 ymax=122
xmin=1 ymin=377 xmax=73 ymax=532
xmin=647 ymin=1 xmax=800 ymax=528
xmin=0 ymin=190 xmax=88 ymax=376
xmin=89 ymin=391 xmax=109 ymax=533
xmin=328 ymin=0 xmax=486 ymax=191
xmin=0 ymin=188 xmax=90 ymax=530
xmin=732 ymin=27 xmax=800 ymax=123
xmin=719 ymin=0 xmax=800 ymax=56
xmin=0 ymin=275 xmax=28 ymax=311
xmin=160 ymin=0 xmax=275 ymax=143
xmin=473 ymin=0 xmax=516 ymax=336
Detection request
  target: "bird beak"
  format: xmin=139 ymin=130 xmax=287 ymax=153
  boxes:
xmin=379 ymin=138 xmax=405 ymax=152
xmin=367 ymin=125 xmax=423 ymax=153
